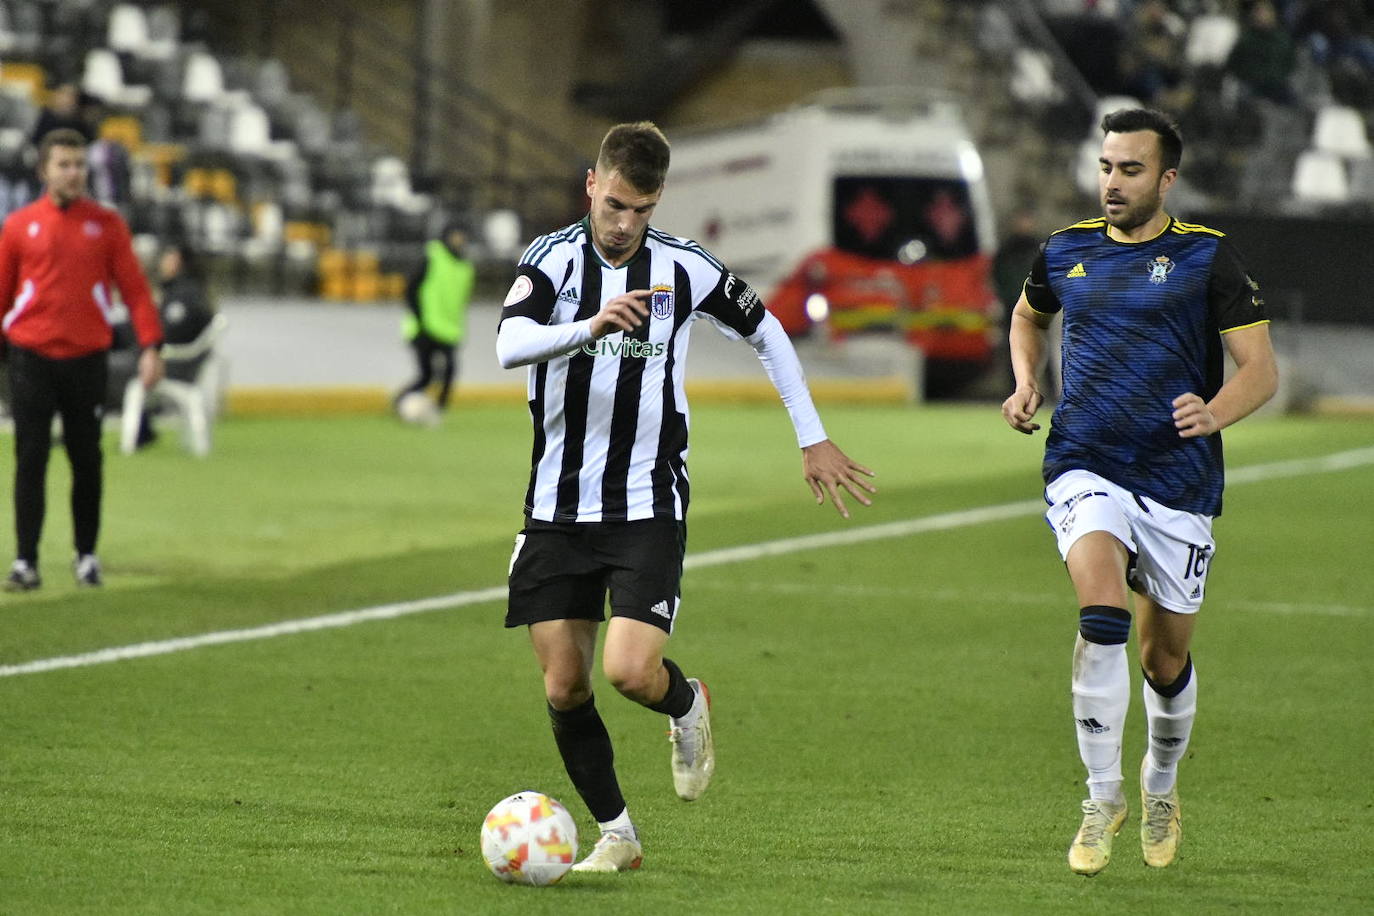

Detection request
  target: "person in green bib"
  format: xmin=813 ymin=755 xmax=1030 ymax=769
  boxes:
xmin=399 ymin=223 xmax=475 ymax=411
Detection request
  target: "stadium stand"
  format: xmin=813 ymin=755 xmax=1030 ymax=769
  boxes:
xmin=0 ymin=0 xmax=538 ymax=300
xmin=0 ymin=0 xmax=1369 ymax=304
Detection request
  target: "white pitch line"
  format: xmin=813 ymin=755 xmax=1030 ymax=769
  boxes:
xmin=3 ymin=444 xmax=1373 ymax=678
xmin=0 ymin=588 xmax=505 ymax=677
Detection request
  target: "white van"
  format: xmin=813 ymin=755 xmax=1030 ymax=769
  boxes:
xmin=655 ymin=90 xmax=1002 ymax=390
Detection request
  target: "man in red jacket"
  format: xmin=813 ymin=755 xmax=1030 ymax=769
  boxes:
xmin=0 ymin=128 xmax=164 ymax=590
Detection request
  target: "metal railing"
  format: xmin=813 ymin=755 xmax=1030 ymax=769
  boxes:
xmin=196 ymin=0 xmax=588 ymax=232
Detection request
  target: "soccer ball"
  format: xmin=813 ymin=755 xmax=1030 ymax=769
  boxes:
xmin=395 ymin=391 xmax=439 ymax=426
xmin=480 ymin=791 xmax=578 ymax=885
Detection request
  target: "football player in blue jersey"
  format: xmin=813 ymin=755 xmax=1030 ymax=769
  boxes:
xmin=1001 ymin=108 xmax=1278 ymax=875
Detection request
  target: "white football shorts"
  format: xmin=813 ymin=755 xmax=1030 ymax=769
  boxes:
xmin=1044 ymin=468 xmax=1216 ymax=614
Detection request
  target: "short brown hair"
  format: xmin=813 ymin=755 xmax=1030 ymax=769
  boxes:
xmin=596 ymin=121 xmax=670 ymax=193
xmin=37 ymin=128 xmax=88 ymax=169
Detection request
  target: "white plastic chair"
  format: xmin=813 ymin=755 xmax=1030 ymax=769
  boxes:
xmin=1010 ymin=48 xmax=1061 ymax=104
xmin=107 ymin=4 xmax=150 ymax=56
xmin=182 ymin=50 xmax=225 ymax=103
xmin=1094 ymin=94 xmax=1142 ymax=129
xmin=82 ymin=48 xmax=153 ymax=107
xmin=1075 ymin=137 xmax=1103 ymax=196
xmin=484 ymin=209 xmax=523 ymax=259
xmin=120 ymin=313 xmax=229 ymax=458
xmin=1184 ymin=14 xmax=1240 ymax=67
xmin=1290 ymin=149 xmax=1350 ymax=203
xmin=1312 ymin=105 xmax=1371 ymax=160
xmin=228 ymin=102 xmax=271 ymax=155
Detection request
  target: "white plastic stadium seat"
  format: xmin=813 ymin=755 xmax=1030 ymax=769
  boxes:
xmin=182 ymin=50 xmax=226 ymax=103
xmin=228 ymin=102 xmax=271 ymax=155
xmin=1094 ymin=94 xmax=1142 ymax=130
xmin=107 ymin=4 xmax=150 ymax=56
xmin=1010 ymin=48 xmax=1061 ymax=104
xmin=82 ymin=48 xmax=153 ymax=107
xmin=121 ymin=313 xmax=229 ymax=458
xmin=1312 ymin=105 xmax=1371 ymax=160
xmin=1290 ymin=150 xmax=1350 ymax=203
xmin=484 ymin=209 xmax=522 ymax=259
xmin=1184 ymin=14 xmax=1239 ymax=67
xmin=1075 ymin=137 xmax=1102 ymax=196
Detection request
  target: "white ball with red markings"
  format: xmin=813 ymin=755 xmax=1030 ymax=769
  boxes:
xmin=480 ymin=791 xmax=578 ymax=885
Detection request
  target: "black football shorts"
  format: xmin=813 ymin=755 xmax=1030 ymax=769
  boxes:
xmin=505 ymin=518 xmax=687 ymax=633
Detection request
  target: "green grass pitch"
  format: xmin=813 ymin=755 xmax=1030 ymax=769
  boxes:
xmin=1 ymin=404 xmax=1371 ymax=914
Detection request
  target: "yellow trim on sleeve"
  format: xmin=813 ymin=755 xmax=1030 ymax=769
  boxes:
xmin=1051 ymin=217 xmax=1105 ymax=236
xmin=1170 ymin=220 xmax=1226 ymax=237
xmin=1220 ymin=319 xmax=1270 ymax=333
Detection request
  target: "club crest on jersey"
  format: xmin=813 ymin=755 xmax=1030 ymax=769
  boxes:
xmin=1146 ymin=255 xmax=1175 ymax=284
xmin=650 ymin=285 xmax=674 ymax=319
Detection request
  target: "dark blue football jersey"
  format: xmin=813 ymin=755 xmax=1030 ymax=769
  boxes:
xmin=1024 ymin=216 xmax=1269 ymax=516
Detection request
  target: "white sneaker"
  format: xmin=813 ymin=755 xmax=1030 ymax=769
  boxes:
xmin=669 ymin=678 xmax=714 ymax=801
xmin=4 ymin=559 xmax=41 ymax=592
xmin=570 ymin=832 xmax=643 ymax=873
xmin=73 ymin=554 xmax=103 ymax=587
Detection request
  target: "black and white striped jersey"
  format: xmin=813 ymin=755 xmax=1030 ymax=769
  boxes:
xmin=497 ymin=217 xmax=825 ymax=524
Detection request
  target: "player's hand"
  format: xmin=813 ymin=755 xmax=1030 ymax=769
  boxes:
xmin=1172 ymin=392 xmax=1218 ymax=438
xmin=802 ymin=439 xmax=875 ymax=520
xmin=1002 ymin=384 xmax=1043 ymax=434
xmin=589 ymin=290 xmax=651 ymax=339
xmin=138 ymin=347 xmax=165 ymax=390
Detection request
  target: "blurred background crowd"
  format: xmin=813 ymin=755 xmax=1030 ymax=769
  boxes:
xmin=0 ymin=0 xmax=1368 ymax=406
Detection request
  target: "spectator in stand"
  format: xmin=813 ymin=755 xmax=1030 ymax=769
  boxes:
xmin=1299 ymin=0 xmax=1374 ymax=103
xmin=1118 ymin=0 xmax=1187 ymax=104
xmin=1228 ymin=0 xmax=1300 ymax=104
xmin=29 ymin=83 xmax=96 ymax=148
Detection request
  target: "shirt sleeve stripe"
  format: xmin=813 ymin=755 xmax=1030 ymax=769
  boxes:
xmin=1220 ymin=318 xmax=1270 ymax=333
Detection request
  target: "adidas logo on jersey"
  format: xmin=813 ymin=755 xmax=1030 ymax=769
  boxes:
xmin=556 ymin=288 xmax=580 ymax=306
xmin=1066 ymin=262 xmax=1087 ymax=278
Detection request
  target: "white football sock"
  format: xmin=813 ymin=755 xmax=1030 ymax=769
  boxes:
xmin=1072 ymin=634 xmax=1130 ymax=802
xmin=597 ymin=807 xmax=637 ymax=840
xmin=1143 ymin=663 xmax=1197 ymax=795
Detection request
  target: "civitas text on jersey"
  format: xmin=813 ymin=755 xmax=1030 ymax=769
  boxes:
xmin=581 ymin=338 xmax=667 ymax=359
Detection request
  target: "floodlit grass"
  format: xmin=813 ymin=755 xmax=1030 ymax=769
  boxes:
xmin=1 ymin=405 xmax=1371 ymax=914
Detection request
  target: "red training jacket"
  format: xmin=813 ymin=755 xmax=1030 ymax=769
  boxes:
xmin=0 ymin=194 xmax=162 ymax=359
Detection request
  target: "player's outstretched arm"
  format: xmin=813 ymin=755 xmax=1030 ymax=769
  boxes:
xmin=802 ymin=439 xmax=875 ymax=520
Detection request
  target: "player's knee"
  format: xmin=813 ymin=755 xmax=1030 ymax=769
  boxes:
xmin=1141 ymin=649 xmax=1189 ymax=688
xmin=1078 ymin=605 xmax=1131 ymax=645
xmin=603 ymin=656 xmax=658 ymax=702
xmin=543 ymin=672 xmax=592 ymax=710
